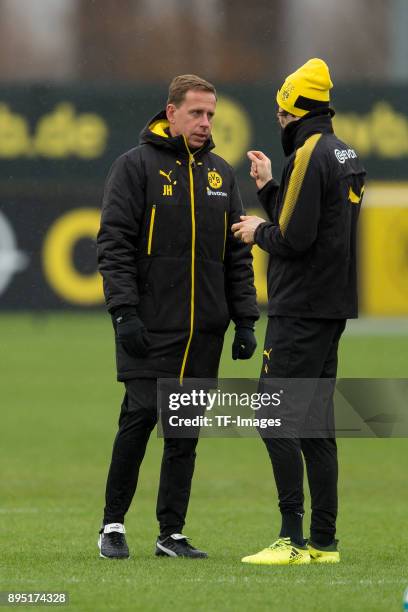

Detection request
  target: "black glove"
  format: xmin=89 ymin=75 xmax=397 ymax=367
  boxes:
xmin=111 ymin=307 xmax=150 ymax=358
xmin=232 ymin=326 xmax=257 ymax=360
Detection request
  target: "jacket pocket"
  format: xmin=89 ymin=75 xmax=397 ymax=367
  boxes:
xmin=195 ymin=260 xmax=230 ymax=332
xmin=147 ymin=204 xmax=156 ymax=255
xmin=137 ymin=257 xmax=153 ymax=295
xmin=140 ymin=257 xmax=190 ymax=331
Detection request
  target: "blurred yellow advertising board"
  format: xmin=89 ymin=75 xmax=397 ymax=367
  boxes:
xmin=361 ymin=183 xmax=408 ymax=315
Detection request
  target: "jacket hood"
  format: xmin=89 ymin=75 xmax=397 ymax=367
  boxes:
xmin=139 ymin=109 xmax=215 ymax=156
xmin=281 ymin=107 xmax=335 ymax=156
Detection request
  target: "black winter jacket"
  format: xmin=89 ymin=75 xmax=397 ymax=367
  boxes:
xmin=97 ymin=110 xmax=259 ymax=380
xmin=255 ymin=110 xmax=366 ymax=319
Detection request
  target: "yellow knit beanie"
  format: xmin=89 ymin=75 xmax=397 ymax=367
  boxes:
xmin=276 ymin=58 xmax=333 ymax=117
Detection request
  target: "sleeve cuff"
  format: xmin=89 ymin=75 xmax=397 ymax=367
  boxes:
xmin=233 ymin=317 xmax=257 ymax=329
xmin=109 ymin=304 xmax=138 ymax=317
xmin=254 ymin=221 xmax=270 ymax=246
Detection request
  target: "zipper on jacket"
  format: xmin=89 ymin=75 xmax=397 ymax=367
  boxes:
xmin=147 ymin=205 xmax=156 ymax=255
xmin=222 ymin=210 xmax=227 ymax=261
xmin=179 ymin=138 xmax=197 ymax=385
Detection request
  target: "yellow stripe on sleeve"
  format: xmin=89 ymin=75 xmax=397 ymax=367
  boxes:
xmin=348 ymin=185 xmax=365 ymax=204
xmin=279 ymin=133 xmax=322 ymax=236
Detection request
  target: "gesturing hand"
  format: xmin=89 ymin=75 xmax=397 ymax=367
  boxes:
xmin=247 ymin=150 xmax=273 ymax=190
xmin=231 ymin=215 xmax=266 ymax=245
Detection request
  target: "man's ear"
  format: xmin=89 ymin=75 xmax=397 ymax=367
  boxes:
xmin=166 ymin=103 xmax=177 ymax=124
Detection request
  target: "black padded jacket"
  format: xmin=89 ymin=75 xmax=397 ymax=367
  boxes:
xmin=255 ymin=110 xmax=366 ymax=319
xmin=97 ymin=110 xmax=259 ymax=380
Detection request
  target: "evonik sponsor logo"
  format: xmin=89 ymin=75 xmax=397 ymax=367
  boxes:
xmin=206 ymin=186 xmax=228 ymax=198
xmin=334 ymin=148 xmax=357 ymax=164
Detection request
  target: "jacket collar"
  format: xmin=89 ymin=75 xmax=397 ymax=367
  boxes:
xmin=281 ymin=108 xmax=335 ymax=156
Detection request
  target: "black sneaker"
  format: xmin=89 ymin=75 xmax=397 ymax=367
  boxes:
xmin=155 ymin=533 xmax=208 ymax=558
xmin=98 ymin=523 xmax=129 ymax=559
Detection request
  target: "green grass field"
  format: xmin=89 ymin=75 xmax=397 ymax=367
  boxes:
xmin=1 ymin=314 xmax=407 ymax=612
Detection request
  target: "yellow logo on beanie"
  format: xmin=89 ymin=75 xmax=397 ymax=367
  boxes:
xmin=276 ymin=58 xmax=333 ymax=117
xmin=280 ymin=82 xmax=295 ymax=101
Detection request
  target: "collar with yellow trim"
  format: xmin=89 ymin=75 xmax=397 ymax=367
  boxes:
xmin=140 ymin=109 xmax=215 ymax=157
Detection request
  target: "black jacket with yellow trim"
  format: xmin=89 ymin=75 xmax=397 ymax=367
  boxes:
xmin=97 ymin=110 xmax=259 ymax=380
xmin=254 ymin=110 xmax=366 ymax=319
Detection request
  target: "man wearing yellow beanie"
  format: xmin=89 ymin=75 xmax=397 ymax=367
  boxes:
xmin=276 ymin=57 xmax=333 ymax=118
xmin=232 ymin=59 xmax=366 ymax=565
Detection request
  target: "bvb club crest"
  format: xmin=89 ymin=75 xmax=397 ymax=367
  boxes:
xmin=208 ymin=171 xmax=223 ymax=190
xmin=281 ymin=82 xmax=294 ymax=101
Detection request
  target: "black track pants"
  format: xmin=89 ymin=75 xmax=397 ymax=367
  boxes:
xmin=103 ymin=378 xmax=198 ymax=537
xmin=260 ymin=316 xmax=346 ymax=544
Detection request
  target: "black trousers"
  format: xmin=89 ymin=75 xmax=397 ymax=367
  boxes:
xmin=260 ymin=316 xmax=346 ymax=545
xmin=103 ymin=378 xmax=198 ymax=537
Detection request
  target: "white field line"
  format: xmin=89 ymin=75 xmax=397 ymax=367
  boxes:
xmin=7 ymin=576 xmax=407 ymax=586
xmin=0 ymin=508 xmax=39 ymax=513
xmin=344 ymin=318 xmax=408 ymax=336
xmin=0 ymin=507 xmax=83 ymax=514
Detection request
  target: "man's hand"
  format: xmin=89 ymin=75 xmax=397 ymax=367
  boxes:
xmin=112 ymin=308 xmax=150 ymax=358
xmin=232 ymin=327 xmax=257 ymax=360
xmin=247 ymin=150 xmax=273 ymax=190
xmin=231 ymin=215 xmax=266 ymax=244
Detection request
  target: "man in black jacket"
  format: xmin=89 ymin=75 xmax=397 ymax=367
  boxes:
xmin=233 ymin=59 xmax=365 ymax=565
xmin=97 ymin=74 xmax=259 ymax=559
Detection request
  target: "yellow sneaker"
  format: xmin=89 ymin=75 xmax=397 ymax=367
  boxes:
xmin=307 ymin=540 xmax=340 ymax=564
xmin=241 ymin=537 xmax=311 ymax=565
